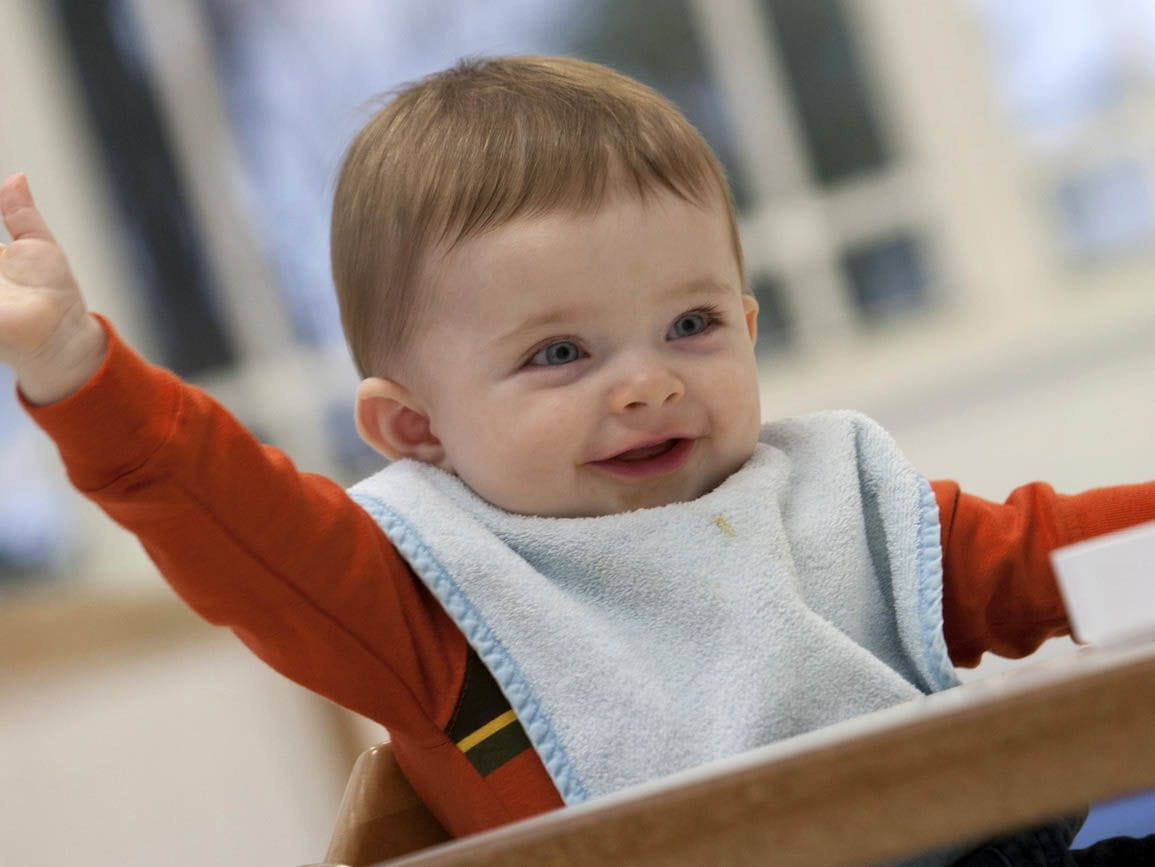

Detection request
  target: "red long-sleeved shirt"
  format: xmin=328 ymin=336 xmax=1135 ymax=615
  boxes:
xmin=24 ymin=322 xmax=1155 ymax=837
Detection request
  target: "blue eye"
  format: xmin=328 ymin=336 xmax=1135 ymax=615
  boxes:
xmin=529 ymin=340 xmax=584 ymax=366
xmin=668 ymin=310 xmax=711 ymax=339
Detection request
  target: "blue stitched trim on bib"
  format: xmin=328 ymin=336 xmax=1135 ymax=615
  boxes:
xmin=915 ymin=477 xmax=959 ymax=693
xmin=350 ymin=493 xmax=590 ymax=805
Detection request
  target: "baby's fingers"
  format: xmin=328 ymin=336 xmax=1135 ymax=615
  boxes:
xmin=1 ymin=174 xmax=56 ymax=245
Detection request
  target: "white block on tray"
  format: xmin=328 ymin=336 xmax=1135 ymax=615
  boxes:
xmin=1051 ymin=519 xmax=1155 ymax=645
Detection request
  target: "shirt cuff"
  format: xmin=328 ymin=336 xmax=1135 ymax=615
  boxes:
xmin=19 ymin=314 xmax=185 ymax=492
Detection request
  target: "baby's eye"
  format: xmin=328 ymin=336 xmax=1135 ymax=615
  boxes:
xmin=528 ymin=340 xmax=585 ymax=366
xmin=668 ymin=310 xmax=713 ymax=339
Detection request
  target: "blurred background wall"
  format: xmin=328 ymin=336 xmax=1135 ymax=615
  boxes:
xmin=2 ymin=0 xmax=1154 ymax=864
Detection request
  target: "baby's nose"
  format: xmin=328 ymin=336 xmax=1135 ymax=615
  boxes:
xmin=607 ymin=360 xmax=685 ymax=412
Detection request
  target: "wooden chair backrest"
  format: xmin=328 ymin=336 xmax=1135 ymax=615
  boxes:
xmin=323 ymin=741 xmax=451 ymax=866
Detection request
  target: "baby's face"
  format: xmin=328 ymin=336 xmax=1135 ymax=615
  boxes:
xmin=407 ymin=190 xmax=762 ymax=517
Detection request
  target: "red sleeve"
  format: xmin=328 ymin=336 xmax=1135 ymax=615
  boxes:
xmin=23 ymin=317 xmax=466 ymax=739
xmin=931 ymin=478 xmax=1155 ymax=667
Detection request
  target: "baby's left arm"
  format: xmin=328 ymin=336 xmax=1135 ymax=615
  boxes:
xmin=931 ymin=478 xmax=1155 ymax=667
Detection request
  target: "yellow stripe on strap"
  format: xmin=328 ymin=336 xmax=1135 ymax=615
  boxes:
xmin=456 ymin=709 xmax=518 ymax=752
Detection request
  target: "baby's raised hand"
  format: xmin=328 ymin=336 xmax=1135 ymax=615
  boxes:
xmin=0 ymin=174 xmax=106 ymax=404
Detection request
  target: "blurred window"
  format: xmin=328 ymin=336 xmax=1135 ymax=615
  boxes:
xmin=761 ymin=0 xmax=891 ymax=185
xmin=841 ymin=234 xmax=931 ymax=322
xmin=561 ymin=0 xmax=754 ymax=210
xmin=52 ymin=0 xmax=236 ymax=376
xmin=972 ymin=0 xmax=1155 ymax=264
xmin=973 ymin=0 xmax=1121 ymax=147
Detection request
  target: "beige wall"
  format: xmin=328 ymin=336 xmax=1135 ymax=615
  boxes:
xmin=0 ymin=635 xmax=344 ymax=866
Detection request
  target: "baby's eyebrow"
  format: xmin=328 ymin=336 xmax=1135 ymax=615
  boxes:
xmin=660 ymin=277 xmax=735 ymax=302
xmin=495 ymin=306 xmax=590 ymax=349
xmin=495 ymin=277 xmax=736 ymax=348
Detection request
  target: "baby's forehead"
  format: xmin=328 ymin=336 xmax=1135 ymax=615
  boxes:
xmin=423 ymin=193 xmax=738 ymax=317
xmin=438 ymin=185 xmax=731 ymax=259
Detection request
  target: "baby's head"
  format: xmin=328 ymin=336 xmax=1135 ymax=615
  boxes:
xmin=332 ymin=56 xmax=763 ymax=517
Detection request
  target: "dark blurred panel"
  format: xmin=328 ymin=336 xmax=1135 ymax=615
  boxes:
xmin=565 ymin=0 xmax=755 ymax=211
xmin=52 ymin=0 xmax=235 ymax=376
xmin=748 ymin=271 xmax=794 ymax=353
xmin=841 ymin=233 xmax=929 ymax=322
xmin=761 ymin=0 xmax=890 ymax=186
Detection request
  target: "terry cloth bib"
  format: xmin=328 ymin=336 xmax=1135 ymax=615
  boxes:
xmin=349 ymin=411 xmax=958 ymax=807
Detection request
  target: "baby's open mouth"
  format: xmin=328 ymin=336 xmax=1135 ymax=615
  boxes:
xmin=590 ymin=437 xmax=695 ymax=479
xmin=612 ymin=439 xmax=681 ymax=462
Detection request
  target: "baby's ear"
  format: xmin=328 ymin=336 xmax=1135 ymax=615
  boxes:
xmin=742 ymin=293 xmax=759 ymax=344
xmin=354 ymin=378 xmax=445 ymax=464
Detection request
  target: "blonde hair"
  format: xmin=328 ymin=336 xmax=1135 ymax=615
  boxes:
xmin=331 ymin=55 xmax=743 ymax=379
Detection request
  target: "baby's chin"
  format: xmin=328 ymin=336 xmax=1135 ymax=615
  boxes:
xmin=483 ymin=488 xmax=688 ymax=519
xmin=533 ymin=480 xmax=722 ymax=519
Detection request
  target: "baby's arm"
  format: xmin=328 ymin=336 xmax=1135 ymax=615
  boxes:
xmin=2 ymin=175 xmax=465 ymax=735
xmin=934 ymin=479 xmax=1155 ymax=667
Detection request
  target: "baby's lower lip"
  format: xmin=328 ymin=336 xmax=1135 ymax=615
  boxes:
xmin=589 ymin=438 xmax=695 ymax=479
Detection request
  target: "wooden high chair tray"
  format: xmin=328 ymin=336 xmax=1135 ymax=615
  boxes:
xmin=376 ymin=641 xmax=1155 ymax=867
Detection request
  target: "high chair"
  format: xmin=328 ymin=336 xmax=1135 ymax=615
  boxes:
xmin=320 ymin=741 xmax=451 ymax=866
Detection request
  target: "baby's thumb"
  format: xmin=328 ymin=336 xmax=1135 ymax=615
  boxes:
xmin=1 ymin=174 xmax=55 ymax=244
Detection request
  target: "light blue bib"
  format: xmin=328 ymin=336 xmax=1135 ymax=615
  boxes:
xmin=350 ymin=411 xmax=957 ymax=816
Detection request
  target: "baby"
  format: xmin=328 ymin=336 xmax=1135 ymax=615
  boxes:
xmin=3 ymin=57 xmax=1154 ymax=865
